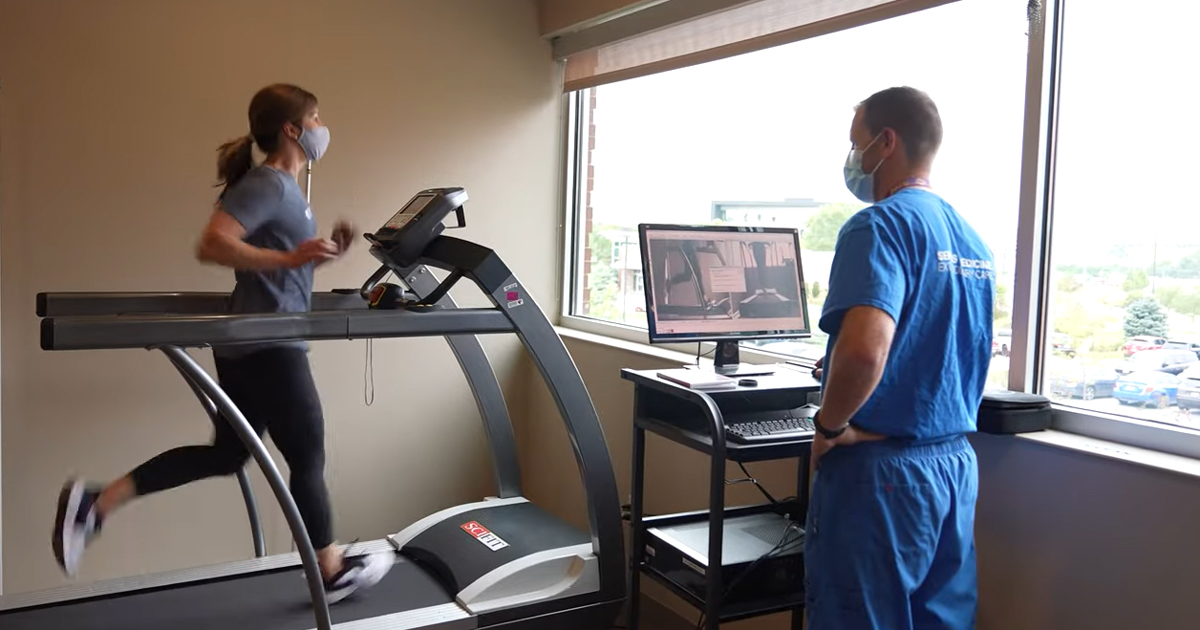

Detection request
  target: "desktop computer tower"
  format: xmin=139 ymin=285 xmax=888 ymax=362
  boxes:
xmin=643 ymin=512 xmax=805 ymax=607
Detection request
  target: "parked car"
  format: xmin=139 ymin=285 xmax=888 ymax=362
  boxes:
xmin=1114 ymin=370 xmax=1181 ymax=408
xmin=1177 ymin=365 xmax=1200 ymax=409
xmin=1049 ymin=367 xmax=1118 ymax=400
xmin=1123 ymin=335 xmax=1166 ymax=357
xmin=1114 ymin=349 xmax=1198 ymax=376
xmin=1163 ymin=339 xmax=1200 ymax=359
xmin=992 ymin=329 xmax=1012 ymax=357
xmin=1050 ymin=332 xmax=1076 ymax=358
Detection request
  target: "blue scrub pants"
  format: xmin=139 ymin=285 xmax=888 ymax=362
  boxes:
xmin=804 ymin=435 xmax=978 ymax=630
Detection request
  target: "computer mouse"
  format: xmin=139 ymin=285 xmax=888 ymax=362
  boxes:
xmin=738 ymin=378 xmax=758 ymax=387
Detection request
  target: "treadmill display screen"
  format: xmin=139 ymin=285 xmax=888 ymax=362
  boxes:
xmin=384 ymin=193 xmax=436 ymax=230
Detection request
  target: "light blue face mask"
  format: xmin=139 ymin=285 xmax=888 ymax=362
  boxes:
xmin=297 ymin=125 xmax=331 ymax=162
xmin=843 ymin=133 xmax=885 ymax=203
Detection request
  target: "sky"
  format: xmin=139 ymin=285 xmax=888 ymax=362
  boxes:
xmin=586 ymin=0 xmax=1200 ymax=279
xmin=1052 ymin=0 xmax=1200 ymax=262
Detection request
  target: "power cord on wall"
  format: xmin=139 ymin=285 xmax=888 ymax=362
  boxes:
xmin=364 ymin=338 xmax=375 ymax=406
xmin=363 ymin=271 xmax=399 ymax=406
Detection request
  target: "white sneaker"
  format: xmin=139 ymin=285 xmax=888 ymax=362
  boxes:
xmin=52 ymin=478 xmax=103 ymax=578
xmin=324 ymin=551 xmax=394 ymax=604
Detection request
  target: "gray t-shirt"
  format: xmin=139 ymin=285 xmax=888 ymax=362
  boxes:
xmin=213 ymin=165 xmax=316 ymax=358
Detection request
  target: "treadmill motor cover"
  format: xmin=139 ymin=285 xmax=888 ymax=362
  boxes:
xmin=399 ymin=501 xmax=591 ymax=594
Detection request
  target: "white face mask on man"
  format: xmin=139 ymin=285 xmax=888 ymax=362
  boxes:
xmin=296 ymin=125 xmax=331 ymax=162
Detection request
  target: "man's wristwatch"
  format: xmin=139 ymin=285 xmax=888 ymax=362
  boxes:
xmin=813 ymin=411 xmax=847 ymax=439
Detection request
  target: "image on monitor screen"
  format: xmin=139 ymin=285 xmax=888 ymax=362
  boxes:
xmin=639 ymin=224 xmax=810 ymax=342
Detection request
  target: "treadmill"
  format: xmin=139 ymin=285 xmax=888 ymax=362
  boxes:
xmin=0 ymin=187 xmax=625 ymax=630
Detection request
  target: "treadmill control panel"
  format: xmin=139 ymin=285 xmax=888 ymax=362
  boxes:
xmin=366 ymin=187 xmax=468 ymax=268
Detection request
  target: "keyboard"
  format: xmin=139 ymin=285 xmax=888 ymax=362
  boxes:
xmin=725 ymin=410 xmax=817 ymax=443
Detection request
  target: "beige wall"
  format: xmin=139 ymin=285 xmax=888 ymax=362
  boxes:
xmin=525 ymin=337 xmax=1200 ymax=630
xmin=0 ymin=0 xmax=562 ymax=593
xmin=536 ymin=0 xmax=650 ymax=35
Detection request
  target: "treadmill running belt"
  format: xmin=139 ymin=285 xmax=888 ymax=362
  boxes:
xmin=0 ymin=556 xmax=455 ymax=630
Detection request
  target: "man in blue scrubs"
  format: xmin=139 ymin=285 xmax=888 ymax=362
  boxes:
xmin=804 ymin=86 xmax=994 ymax=630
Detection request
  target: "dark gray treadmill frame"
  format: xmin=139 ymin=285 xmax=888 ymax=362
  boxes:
xmin=36 ymin=290 xmax=366 ymax=317
xmin=33 ymin=243 xmax=624 ymax=627
xmin=36 ymin=297 xmax=518 ymax=630
xmin=393 ymin=265 xmax=522 ymax=498
xmin=39 ymin=286 xmax=522 ymax=500
xmin=41 ymin=307 xmax=516 ymax=350
xmin=398 ymin=236 xmax=625 ymax=605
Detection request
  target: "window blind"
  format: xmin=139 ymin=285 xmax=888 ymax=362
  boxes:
xmin=560 ymin=0 xmax=959 ymax=92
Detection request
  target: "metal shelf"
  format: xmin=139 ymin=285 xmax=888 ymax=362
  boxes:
xmin=634 ymin=415 xmax=812 ymax=463
xmin=622 ymin=367 xmax=816 ymax=630
xmin=635 ymin=503 xmax=807 ymax=623
xmin=640 ymin=563 xmax=807 ymax=624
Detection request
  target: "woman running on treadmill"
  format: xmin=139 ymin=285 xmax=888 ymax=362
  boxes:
xmin=52 ymin=83 xmax=393 ymax=603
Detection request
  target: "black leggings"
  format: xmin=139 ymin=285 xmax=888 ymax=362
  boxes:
xmin=130 ymin=346 xmax=333 ymax=549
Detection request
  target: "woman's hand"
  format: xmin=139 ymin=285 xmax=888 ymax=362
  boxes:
xmin=332 ymin=219 xmax=356 ymax=254
xmin=288 ymin=238 xmax=339 ymax=268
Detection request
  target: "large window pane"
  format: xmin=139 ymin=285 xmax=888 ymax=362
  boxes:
xmin=572 ymin=0 xmax=1027 ymax=384
xmin=1044 ymin=0 xmax=1200 ymax=427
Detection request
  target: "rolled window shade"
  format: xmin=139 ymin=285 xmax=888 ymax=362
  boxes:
xmin=562 ymin=0 xmax=958 ymax=92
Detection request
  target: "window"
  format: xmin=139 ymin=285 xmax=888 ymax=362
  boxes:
xmin=560 ymin=0 xmax=1200 ymax=456
xmin=1042 ymin=0 xmax=1200 ymax=429
xmin=566 ymin=0 xmax=1028 ymax=387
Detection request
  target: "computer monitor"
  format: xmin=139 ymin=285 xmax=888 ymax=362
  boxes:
xmin=638 ymin=223 xmax=811 ymax=375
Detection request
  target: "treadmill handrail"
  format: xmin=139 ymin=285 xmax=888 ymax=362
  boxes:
xmin=36 ymin=291 xmax=367 ymax=317
xmin=161 ymin=346 xmax=332 ymax=630
xmin=168 ymin=359 xmax=266 ymax=558
xmin=40 ymin=308 xmax=516 ymax=351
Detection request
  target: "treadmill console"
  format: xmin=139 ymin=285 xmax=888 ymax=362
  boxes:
xmin=365 ymin=187 xmax=468 ymax=268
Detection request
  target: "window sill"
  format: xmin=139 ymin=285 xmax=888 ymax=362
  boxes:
xmin=1050 ymin=403 xmax=1200 ymax=464
xmin=556 ymin=324 xmax=700 ymax=365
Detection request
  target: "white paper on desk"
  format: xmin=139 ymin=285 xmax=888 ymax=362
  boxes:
xmin=706 ymin=267 xmax=746 ymax=293
xmin=657 ymin=369 xmax=738 ymax=390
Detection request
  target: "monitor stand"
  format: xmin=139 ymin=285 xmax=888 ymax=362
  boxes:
xmin=709 ymin=340 xmax=775 ymax=377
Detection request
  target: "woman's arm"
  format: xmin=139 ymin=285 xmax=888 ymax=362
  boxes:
xmin=196 ymin=209 xmax=337 ymax=270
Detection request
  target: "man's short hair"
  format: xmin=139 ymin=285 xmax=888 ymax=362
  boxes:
xmin=857 ymin=87 xmax=943 ymax=164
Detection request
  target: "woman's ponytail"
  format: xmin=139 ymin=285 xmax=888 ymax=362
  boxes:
xmin=216 ymin=134 xmax=256 ymax=195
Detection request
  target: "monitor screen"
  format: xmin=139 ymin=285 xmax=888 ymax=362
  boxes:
xmin=639 ymin=224 xmax=810 ymax=342
xmin=383 ymin=193 xmax=436 ymax=230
